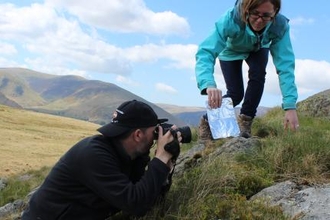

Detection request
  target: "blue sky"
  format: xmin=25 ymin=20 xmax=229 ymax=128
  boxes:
xmin=1 ymin=0 xmax=329 ymax=108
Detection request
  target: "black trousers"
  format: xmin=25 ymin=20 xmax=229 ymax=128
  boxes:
xmin=220 ymin=48 xmax=269 ymax=118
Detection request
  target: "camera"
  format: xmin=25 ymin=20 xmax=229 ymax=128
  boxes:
xmin=154 ymin=123 xmax=192 ymax=160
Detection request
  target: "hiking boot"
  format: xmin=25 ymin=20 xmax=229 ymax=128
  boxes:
xmin=237 ymin=114 xmax=253 ymax=138
xmin=198 ymin=114 xmax=212 ymax=141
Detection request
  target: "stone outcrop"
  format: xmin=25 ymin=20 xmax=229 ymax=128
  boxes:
xmin=251 ymin=181 xmax=330 ymax=220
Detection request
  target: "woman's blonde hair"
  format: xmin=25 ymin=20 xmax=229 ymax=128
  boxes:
xmin=239 ymin=0 xmax=281 ymax=23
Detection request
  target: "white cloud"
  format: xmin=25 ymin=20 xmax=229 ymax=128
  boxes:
xmin=290 ymin=16 xmax=315 ymax=26
xmin=155 ymin=83 xmax=177 ymax=94
xmin=0 ymin=42 xmax=17 ymax=55
xmin=0 ymin=2 xmax=134 ymax=76
xmin=125 ymin=43 xmax=197 ymax=69
xmin=116 ymin=75 xmax=140 ymax=87
xmin=25 ymin=57 xmax=89 ymax=77
xmin=264 ymin=59 xmax=330 ymax=103
xmin=0 ymin=57 xmax=22 ymax=68
xmin=0 ymin=1 xmax=193 ymax=78
xmin=0 ymin=3 xmax=57 ymax=40
xmin=295 ymin=59 xmax=330 ymax=94
xmin=45 ymin=0 xmax=190 ymax=36
xmin=289 ymin=16 xmax=314 ymax=40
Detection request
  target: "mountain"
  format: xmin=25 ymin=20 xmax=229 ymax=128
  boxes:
xmin=0 ymin=68 xmax=185 ymax=126
xmin=0 ymin=92 xmax=22 ymax=108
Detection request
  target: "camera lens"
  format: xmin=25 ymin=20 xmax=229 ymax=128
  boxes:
xmin=178 ymin=126 xmax=192 ymax=143
xmin=154 ymin=123 xmax=192 ymax=144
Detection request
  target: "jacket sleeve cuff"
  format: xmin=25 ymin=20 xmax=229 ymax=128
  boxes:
xmin=200 ymin=84 xmax=217 ymax=95
xmin=282 ymin=103 xmax=297 ymax=110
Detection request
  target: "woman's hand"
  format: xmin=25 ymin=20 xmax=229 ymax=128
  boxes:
xmin=206 ymin=88 xmax=222 ymax=108
xmin=284 ymin=109 xmax=299 ymax=131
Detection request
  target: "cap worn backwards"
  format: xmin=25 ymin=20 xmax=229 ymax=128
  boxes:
xmin=97 ymin=100 xmax=168 ymax=137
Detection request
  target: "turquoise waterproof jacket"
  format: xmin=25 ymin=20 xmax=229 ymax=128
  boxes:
xmin=195 ymin=5 xmax=298 ymax=110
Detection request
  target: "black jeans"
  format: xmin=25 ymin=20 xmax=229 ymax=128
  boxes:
xmin=220 ymin=48 xmax=269 ymax=118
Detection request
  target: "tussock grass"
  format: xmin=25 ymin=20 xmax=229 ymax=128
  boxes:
xmin=139 ymin=108 xmax=330 ymax=219
xmin=244 ymin=108 xmax=330 ymax=183
xmin=0 ymin=166 xmax=50 ymax=206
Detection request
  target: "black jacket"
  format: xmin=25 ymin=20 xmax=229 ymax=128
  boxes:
xmin=22 ymin=135 xmax=170 ymax=220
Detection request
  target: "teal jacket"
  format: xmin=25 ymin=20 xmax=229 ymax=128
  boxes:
xmin=195 ymin=5 xmax=298 ymax=110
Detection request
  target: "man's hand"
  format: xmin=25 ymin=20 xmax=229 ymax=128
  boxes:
xmin=284 ymin=109 xmax=299 ymax=131
xmin=154 ymin=125 xmax=181 ymax=166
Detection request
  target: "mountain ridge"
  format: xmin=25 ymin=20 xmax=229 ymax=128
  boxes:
xmin=0 ymin=68 xmax=186 ymax=126
xmin=2 ymin=67 xmax=328 ymax=127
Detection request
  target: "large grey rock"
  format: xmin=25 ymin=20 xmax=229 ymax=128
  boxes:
xmin=251 ymin=181 xmax=330 ymax=220
xmin=0 ymin=199 xmax=24 ymax=218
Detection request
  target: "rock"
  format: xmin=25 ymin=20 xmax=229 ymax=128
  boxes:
xmin=251 ymin=181 xmax=330 ymax=220
xmin=0 ymin=178 xmax=7 ymax=191
xmin=0 ymin=199 xmax=25 ymax=218
xmin=212 ymin=136 xmax=261 ymax=155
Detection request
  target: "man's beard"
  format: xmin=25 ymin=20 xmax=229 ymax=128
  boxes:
xmin=134 ymin=138 xmax=153 ymax=158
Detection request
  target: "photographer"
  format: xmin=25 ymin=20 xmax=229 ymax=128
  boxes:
xmin=22 ymin=100 xmax=181 ymax=220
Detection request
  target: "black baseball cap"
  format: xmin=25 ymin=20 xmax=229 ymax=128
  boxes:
xmin=97 ymin=100 xmax=168 ymax=137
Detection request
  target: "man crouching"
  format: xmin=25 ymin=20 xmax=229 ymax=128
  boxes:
xmin=22 ymin=100 xmax=181 ymax=220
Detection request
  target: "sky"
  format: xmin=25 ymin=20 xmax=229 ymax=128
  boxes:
xmin=0 ymin=0 xmax=330 ymax=108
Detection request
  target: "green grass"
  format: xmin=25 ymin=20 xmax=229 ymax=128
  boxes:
xmin=1 ymin=106 xmax=330 ymax=219
xmin=138 ymin=108 xmax=330 ymax=219
xmin=0 ymin=167 xmax=51 ymax=206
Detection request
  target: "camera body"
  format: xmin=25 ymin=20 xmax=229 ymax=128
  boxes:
xmin=154 ymin=123 xmax=192 ymax=160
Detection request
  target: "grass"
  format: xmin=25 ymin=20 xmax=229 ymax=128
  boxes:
xmin=0 ymin=104 xmax=99 ymax=177
xmin=138 ymin=108 xmax=330 ymax=220
xmin=0 ymin=104 xmax=99 ymax=213
xmin=0 ymin=166 xmax=50 ymax=206
xmin=1 ymin=105 xmax=330 ymax=219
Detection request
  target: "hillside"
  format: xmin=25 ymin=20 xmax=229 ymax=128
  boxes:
xmin=0 ymin=104 xmax=99 ymax=177
xmin=0 ymin=68 xmax=185 ymax=126
xmin=297 ymin=89 xmax=330 ymax=118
